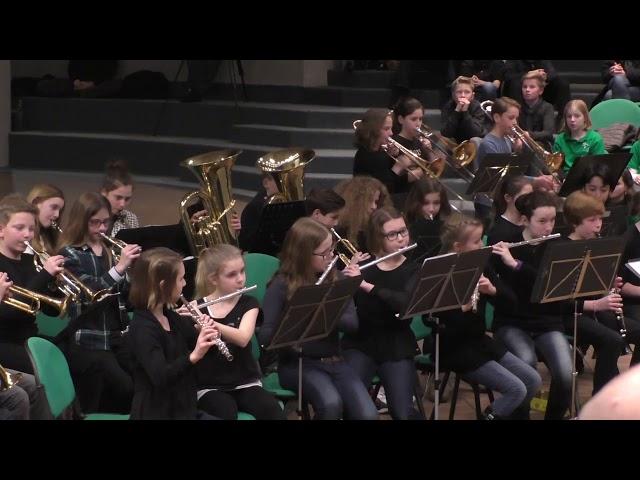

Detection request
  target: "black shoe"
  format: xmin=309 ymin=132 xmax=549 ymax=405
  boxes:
xmin=483 ymin=406 xmax=504 ymax=420
xmin=181 ymin=88 xmax=202 ymax=103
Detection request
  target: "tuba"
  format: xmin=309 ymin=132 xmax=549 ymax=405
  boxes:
xmin=180 ymin=149 xmax=241 ymax=255
xmin=256 ymin=148 xmax=315 ymax=204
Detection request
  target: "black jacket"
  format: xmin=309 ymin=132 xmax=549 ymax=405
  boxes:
xmin=440 ymin=99 xmax=490 ymax=142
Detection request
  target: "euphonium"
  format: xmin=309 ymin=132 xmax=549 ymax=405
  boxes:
xmin=0 ymin=365 xmax=22 ymax=392
xmin=256 ymin=148 xmax=315 ymax=204
xmin=415 ymin=125 xmax=476 ymax=182
xmin=180 ymin=149 xmax=241 ymax=255
xmin=3 ymin=284 xmax=71 ymax=317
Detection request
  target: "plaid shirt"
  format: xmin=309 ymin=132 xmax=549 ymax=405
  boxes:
xmin=60 ymin=244 xmax=129 ymax=351
xmin=111 ymin=209 xmax=139 ymax=236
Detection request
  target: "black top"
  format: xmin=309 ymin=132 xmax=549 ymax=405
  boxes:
xmin=0 ymin=253 xmax=57 ymax=344
xmin=353 ymin=147 xmax=409 ymax=194
xmin=486 ymin=215 xmax=524 ymax=247
xmin=408 ymin=215 xmax=443 ymax=263
xmin=459 ymin=60 xmax=507 ymax=83
xmin=194 ymin=295 xmax=262 ymax=390
xmin=621 ymin=224 xmax=640 ymax=305
xmin=129 ymin=308 xmax=199 ymax=420
xmin=439 ymin=99 xmax=489 ymax=143
xmin=434 ymin=266 xmax=511 ymax=373
xmin=238 ymin=188 xmax=269 ymax=252
xmin=258 ymin=275 xmax=358 ymax=365
xmin=519 ymin=99 xmax=555 ymax=147
xmin=343 ymin=258 xmax=419 ymax=363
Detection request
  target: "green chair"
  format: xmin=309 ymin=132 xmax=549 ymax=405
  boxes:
xmin=36 ymin=312 xmax=69 ymax=338
xmin=590 ymin=99 xmax=640 ymax=130
xmin=243 ymin=253 xmax=280 ymax=306
xmin=26 ymin=337 xmax=129 ymax=420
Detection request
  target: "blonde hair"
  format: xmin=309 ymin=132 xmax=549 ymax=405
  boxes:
xmin=563 ymin=191 xmax=605 ymax=227
xmin=521 ymin=72 xmax=546 ymax=89
xmin=195 ymin=244 xmax=243 ymax=298
xmin=561 ymin=100 xmax=592 ymax=132
xmin=26 ymin=184 xmax=65 ymax=253
xmin=129 ymin=247 xmax=184 ymax=310
xmin=278 ymin=217 xmax=332 ymax=299
xmin=440 ymin=213 xmax=483 ymax=253
xmin=334 ymin=176 xmax=391 ymax=249
xmin=0 ymin=194 xmax=38 ymax=226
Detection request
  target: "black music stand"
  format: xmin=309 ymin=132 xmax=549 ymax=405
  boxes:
xmin=400 ymin=248 xmax=492 ymax=419
xmin=558 ymin=152 xmax=631 ymax=198
xmin=265 ymin=276 xmax=362 ymax=419
xmin=466 ymin=153 xmax=532 ymax=197
xmin=530 ymin=236 xmax=625 ymax=418
xmin=250 ymin=201 xmax=306 ymax=257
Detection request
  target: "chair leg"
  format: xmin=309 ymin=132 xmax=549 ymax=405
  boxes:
xmin=449 ymin=374 xmax=461 ymax=420
xmin=487 ymin=388 xmax=495 ymax=403
xmin=472 ymin=383 xmax=483 ymax=419
xmin=429 ymin=371 xmax=450 ymax=420
xmin=414 ymin=372 xmax=426 ymax=419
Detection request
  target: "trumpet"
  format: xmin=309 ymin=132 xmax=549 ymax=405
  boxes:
xmin=330 ymin=228 xmax=358 ymax=267
xmin=415 ymin=126 xmax=476 ymax=182
xmin=3 ymin=284 xmax=70 ymax=317
xmin=99 ymin=233 xmax=129 ymax=263
xmin=0 ymin=365 xmax=22 ymax=392
xmin=50 ymin=220 xmax=63 ymax=234
xmin=179 ymin=294 xmax=233 ymax=362
xmin=24 ymin=241 xmax=113 ymax=304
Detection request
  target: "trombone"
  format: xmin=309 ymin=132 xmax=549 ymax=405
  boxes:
xmin=25 ymin=240 xmax=113 ymax=304
xmin=3 ymin=284 xmax=71 ymax=317
xmin=415 ymin=126 xmax=476 ymax=183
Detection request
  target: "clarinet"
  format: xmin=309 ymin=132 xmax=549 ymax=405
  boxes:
xmin=179 ymin=294 xmax=234 ymax=361
xmin=610 ymin=287 xmax=633 ymax=355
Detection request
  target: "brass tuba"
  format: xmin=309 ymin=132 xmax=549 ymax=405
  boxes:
xmin=256 ymin=148 xmax=315 ymax=204
xmin=180 ymin=149 xmax=241 ymax=255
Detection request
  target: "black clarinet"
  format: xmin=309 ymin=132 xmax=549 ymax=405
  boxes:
xmin=610 ymin=287 xmax=633 ymax=355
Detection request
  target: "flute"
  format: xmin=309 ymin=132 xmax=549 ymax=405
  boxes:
xmin=179 ymin=294 xmax=234 ymax=362
xmin=492 ymin=233 xmax=561 ymax=249
xmin=196 ymin=285 xmax=257 ymax=310
xmin=359 ymin=243 xmax=418 ymax=270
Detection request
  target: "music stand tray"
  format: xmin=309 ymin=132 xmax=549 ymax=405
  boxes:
xmin=466 ymin=153 xmax=531 ymax=197
xmin=251 ymin=201 xmax=306 ymax=256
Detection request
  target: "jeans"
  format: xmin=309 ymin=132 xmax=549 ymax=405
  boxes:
xmin=278 ymin=358 xmax=378 ymax=420
xmin=462 ymin=352 xmax=542 ymax=418
xmin=6 ymin=369 xmax=53 ymax=420
xmin=604 ymin=75 xmax=640 ymax=101
xmin=495 ymin=326 xmax=572 ymax=420
xmin=343 ymin=349 xmax=421 ymax=420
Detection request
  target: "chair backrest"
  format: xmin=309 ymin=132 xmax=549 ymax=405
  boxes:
xmin=250 ymin=333 xmax=261 ymax=361
xmin=36 ymin=312 xmax=69 ymax=338
xmin=26 ymin=337 xmax=76 ymax=418
xmin=243 ymin=253 xmax=280 ymax=306
xmin=590 ymin=99 xmax=640 ymax=130
xmin=410 ymin=315 xmax=431 ymax=340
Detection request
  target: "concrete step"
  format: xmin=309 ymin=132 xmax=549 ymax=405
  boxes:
xmin=327 ymin=69 xmax=393 ymax=88
xmin=230 ymin=124 xmax=355 ymax=149
xmin=553 ymin=60 xmax=605 ymax=72
xmin=560 ymin=71 xmax=603 ymax=84
xmin=570 ymin=83 xmax=604 ymax=93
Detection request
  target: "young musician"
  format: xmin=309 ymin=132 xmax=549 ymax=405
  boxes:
xmin=238 ymin=172 xmax=278 ymax=252
xmin=100 ymin=160 xmax=140 ymax=236
xmin=258 ymin=217 xmax=378 ymax=420
xmin=341 ymin=206 xmax=422 ymax=420
xmin=562 ymin=191 xmax=639 ymax=393
xmin=486 ymin=175 xmax=532 ymax=246
xmin=184 ymin=244 xmax=285 ymax=420
xmin=0 ymin=196 xmax=65 ymax=374
xmin=476 ymin=97 xmax=523 ymax=165
xmin=57 ymin=192 xmax=141 ymax=413
xmin=305 ymin=188 xmax=345 ymax=231
xmin=128 ymin=247 xmax=220 ymax=420
xmin=26 ymin=184 xmax=65 ymax=254
xmin=439 ymin=75 xmax=490 ymax=145
xmin=436 ymin=213 xmax=542 ymax=419
xmin=519 ymin=72 xmax=555 ymax=150
xmin=353 ymin=108 xmax=411 ymax=194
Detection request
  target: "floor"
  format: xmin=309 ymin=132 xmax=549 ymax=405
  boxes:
xmin=5 ymin=168 xmax=634 ymax=420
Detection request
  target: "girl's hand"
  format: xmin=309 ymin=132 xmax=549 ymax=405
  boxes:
xmin=43 ymin=255 xmax=65 ymax=277
xmin=492 ymin=242 xmax=519 ymax=270
xmin=190 ymin=323 xmax=219 ymax=363
xmin=594 ymin=293 xmax=623 ymax=313
xmin=190 ymin=209 xmax=207 ymax=225
xmin=613 ymin=276 xmax=624 ymax=291
xmin=342 ymin=263 xmax=362 ymax=278
xmin=418 ymin=137 xmax=432 ymax=151
xmin=230 ymin=212 xmax=241 ymax=233
xmin=350 ymin=251 xmax=371 ymax=264
xmin=477 ymin=274 xmax=496 ymax=296
xmin=461 ymin=300 xmax=474 ymax=312
xmin=175 ymin=305 xmax=193 ymax=318
xmin=117 ymin=244 xmax=141 ymax=271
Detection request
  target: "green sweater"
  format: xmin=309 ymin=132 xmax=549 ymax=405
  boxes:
xmin=628 ymin=140 xmax=640 ymax=172
xmin=553 ymin=129 xmax=607 ymax=173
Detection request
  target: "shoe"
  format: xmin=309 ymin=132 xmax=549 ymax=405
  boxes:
xmin=483 ymin=406 xmax=503 ymax=420
xmin=375 ymin=388 xmax=389 ymax=414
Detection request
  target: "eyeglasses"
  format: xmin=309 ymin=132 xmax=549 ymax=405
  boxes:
xmin=312 ymin=248 xmax=335 ymax=260
xmin=89 ymin=218 xmax=112 ymax=227
xmin=383 ymin=228 xmax=409 ymax=241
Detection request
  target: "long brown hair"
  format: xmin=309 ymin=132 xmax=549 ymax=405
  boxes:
xmin=26 ymin=183 xmax=65 ymax=253
xmin=365 ymin=206 xmax=405 ymax=256
xmin=57 ymin=192 xmax=112 ymax=256
xmin=277 ymin=217 xmax=332 ymax=299
xmin=354 ymin=108 xmax=392 ymax=151
xmin=334 ymin=176 xmax=391 ymax=249
xmin=195 ymin=244 xmax=243 ymax=299
xmin=129 ymin=247 xmax=184 ymax=310
xmin=404 ymin=178 xmax=451 ymax=225
xmin=102 ymin=159 xmax=134 ymax=193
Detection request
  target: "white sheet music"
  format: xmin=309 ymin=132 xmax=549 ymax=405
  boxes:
xmin=626 ymin=258 xmax=640 ymax=279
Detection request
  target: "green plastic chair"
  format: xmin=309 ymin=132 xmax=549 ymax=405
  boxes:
xmin=250 ymin=335 xmax=296 ymax=400
xmin=243 ymin=253 xmax=280 ymax=306
xmin=36 ymin=312 xmax=69 ymax=338
xmin=26 ymin=337 xmax=129 ymax=420
xmin=590 ymin=99 xmax=640 ymax=130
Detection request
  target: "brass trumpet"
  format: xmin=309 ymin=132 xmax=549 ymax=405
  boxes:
xmin=99 ymin=233 xmax=129 ymax=263
xmin=25 ymin=240 xmax=113 ymax=304
xmin=0 ymin=365 xmax=22 ymax=392
xmin=330 ymin=228 xmax=358 ymax=267
xmin=3 ymin=284 xmax=70 ymax=317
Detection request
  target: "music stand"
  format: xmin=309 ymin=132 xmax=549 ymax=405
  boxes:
xmin=400 ymin=247 xmax=492 ymax=419
xmin=265 ymin=276 xmax=362 ymax=419
xmin=530 ymin=236 xmax=626 ymax=417
xmin=558 ymin=152 xmax=631 ymax=198
xmin=466 ymin=153 xmax=532 ymax=197
xmin=250 ymin=201 xmax=306 ymax=257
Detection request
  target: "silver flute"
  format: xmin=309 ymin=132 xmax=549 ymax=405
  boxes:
xmin=497 ymin=233 xmax=561 ymax=249
xmin=179 ymin=294 xmax=234 ymax=362
xmin=359 ymin=243 xmax=418 ymax=270
xmin=196 ymin=285 xmax=257 ymax=310
xmin=316 ymin=256 xmax=340 ymax=285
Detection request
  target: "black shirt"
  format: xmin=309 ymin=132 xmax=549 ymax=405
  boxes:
xmin=238 ymin=188 xmax=269 ymax=252
xmin=487 ymin=215 xmax=524 ymax=247
xmin=353 ymin=147 xmax=409 ymax=194
xmin=440 ymin=99 xmax=489 ymax=143
xmin=519 ymin=99 xmax=555 ymax=147
xmin=622 ymin=224 xmax=640 ymax=305
xmin=194 ymin=295 xmax=262 ymax=389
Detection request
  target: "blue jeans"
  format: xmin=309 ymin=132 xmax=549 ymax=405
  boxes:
xmin=278 ymin=358 xmax=378 ymax=420
xmin=495 ymin=326 xmax=572 ymax=420
xmin=462 ymin=352 xmax=542 ymax=418
xmin=343 ymin=349 xmax=420 ymax=420
xmin=604 ymin=75 xmax=640 ymax=101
